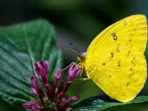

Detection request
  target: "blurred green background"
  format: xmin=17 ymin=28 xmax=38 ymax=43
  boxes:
xmin=0 ymin=0 xmax=148 ymax=111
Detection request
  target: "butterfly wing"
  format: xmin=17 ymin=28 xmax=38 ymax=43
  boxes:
xmin=84 ymin=15 xmax=147 ymax=102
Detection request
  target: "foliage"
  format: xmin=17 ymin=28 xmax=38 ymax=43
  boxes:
xmin=0 ymin=19 xmax=62 ymax=107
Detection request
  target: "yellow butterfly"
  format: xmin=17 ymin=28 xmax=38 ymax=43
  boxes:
xmin=78 ymin=15 xmax=147 ymax=102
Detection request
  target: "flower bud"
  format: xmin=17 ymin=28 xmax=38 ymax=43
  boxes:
xmin=35 ymin=60 xmax=49 ymax=77
xmin=58 ymin=81 xmax=65 ymax=93
xmin=31 ymin=105 xmax=41 ymax=111
xmin=66 ymin=107 xmax=72 ymax=111
xmin=54 ymin=69 xmax=62 ymax=87
xmin=41 ymin=60 xmax=50 ymax=73
xmin=31 ymin=88 xmax=38 ymax=96
xmin=68 ymin=63 xmax=76 ymax=75
xmin=75 ymin=67 xmax=82 ymax=78
xmin=57 ymin=92 xmax=63 ymax=99
xmin=71 ymin=96 xmax=79 ymax=101
xmin=30 ymin=100 xmax=37 ymax=105
xmin=68 ymin=63 xmax=82 ymax=81
xmin=68 ymin=63 xmax=77 ymax=81
xmin=31 ymin=76 xmax=45 ymax=100
xmin=35 ymin=61 xmax=50 ymax=84
xmin=60 ymin=96 xmax=78 ymax=110
xmin=45 ymin=83 xmax=53 ymax=100
xmin=22 ymin=103 xmax=31 ymax=109
xmin=60 ymin=99 xmax=69 ymax=109
xmin=31 ymin=76 xmax=40 ymax=89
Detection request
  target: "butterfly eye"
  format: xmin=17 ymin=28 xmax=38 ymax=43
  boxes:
xmin=79 ymin=53 xmax=86 ymax=61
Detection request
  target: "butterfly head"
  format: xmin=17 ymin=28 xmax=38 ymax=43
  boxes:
xmin=77 ymin=52 xmax=86 ymax=65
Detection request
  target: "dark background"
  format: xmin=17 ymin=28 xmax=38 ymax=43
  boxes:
xmin=0 ymin=0 xmax=148 ymax=111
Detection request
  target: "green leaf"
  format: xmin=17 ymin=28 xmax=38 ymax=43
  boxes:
xmin=72 ymin=95 xmax=148 ymax=111
xmin=0 ymin=19 xmax=62 ymax=106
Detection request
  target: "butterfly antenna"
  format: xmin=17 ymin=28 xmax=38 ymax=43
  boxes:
xmin=56 ymin=45 xmax=79 ymax=55
xmin=69 ymin=42 xmax=80 ymax=55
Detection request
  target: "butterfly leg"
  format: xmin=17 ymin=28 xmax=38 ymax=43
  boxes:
xmin=62 ymin=62 xmax=76 ymax=70
xmin=78 ymin=70 xmax=91 ymax=81
xmin=72 ymin=77 xmax=90 ymax=84
xmin=79 ymin=77 xmax=90 ymax=81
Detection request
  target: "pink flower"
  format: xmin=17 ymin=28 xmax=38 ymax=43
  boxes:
xmin=23 ymin=61 xmax=81 ymax=111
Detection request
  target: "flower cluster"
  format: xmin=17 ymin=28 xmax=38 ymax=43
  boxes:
xmin=23 ymin=61 xmax=82 ymax=111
